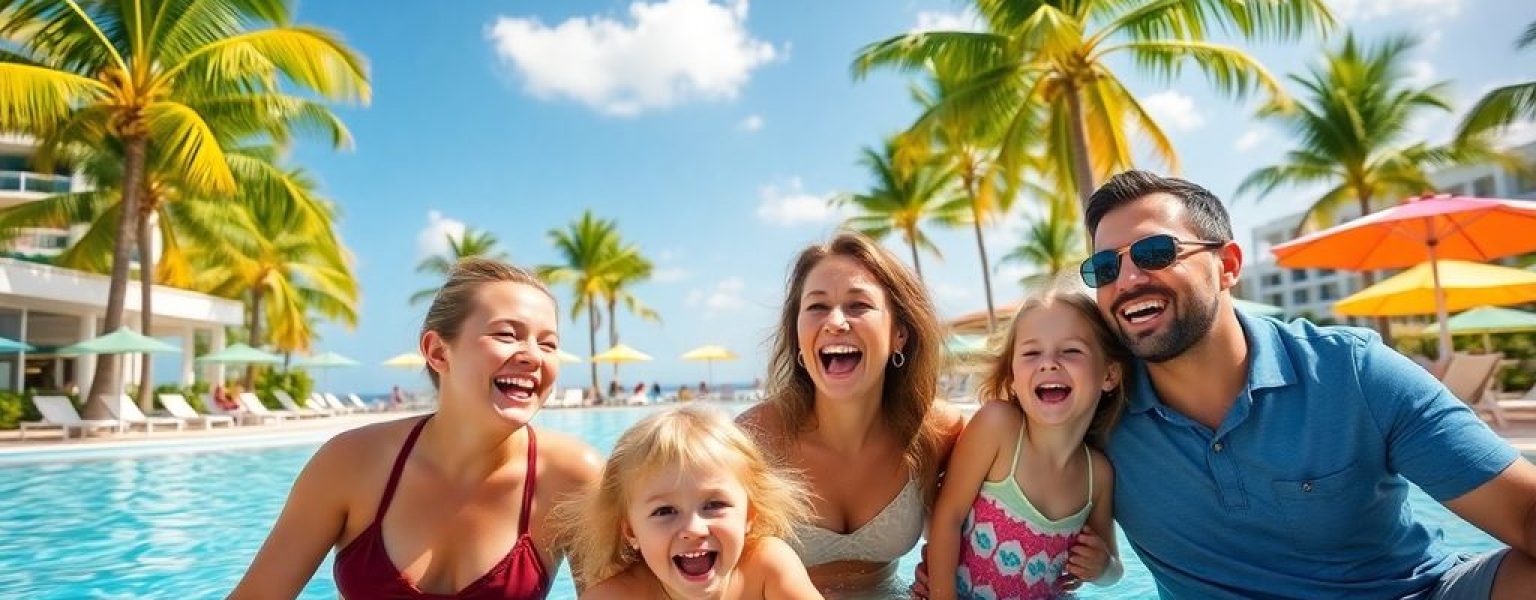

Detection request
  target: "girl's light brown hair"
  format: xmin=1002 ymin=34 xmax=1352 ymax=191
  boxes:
xmin=761 ymin=231 xmax=946 ymax=481
xmin=419 ymin=257 xmax=557 ymax=389
xmin=976 ymin=278 xmax=1131 ymax=448
xmin=559 ymin=405 xmax=811 ymax=586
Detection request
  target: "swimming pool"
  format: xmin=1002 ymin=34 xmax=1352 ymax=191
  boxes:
xmin=0 ymin=406 xmax=1506 ymax=598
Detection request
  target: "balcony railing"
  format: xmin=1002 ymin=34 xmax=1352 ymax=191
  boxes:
xmin=0 ymin=171 xmax=71 ymax=194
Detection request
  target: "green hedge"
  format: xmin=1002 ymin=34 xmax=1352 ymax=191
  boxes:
xmin=0 ymin=391 xmax=47 ymax=430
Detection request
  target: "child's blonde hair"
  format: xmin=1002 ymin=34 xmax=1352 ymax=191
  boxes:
xmin=559 ymin=405 xmax=812 ymax=586
xmin=976 ymin=278 xmax=1131 ymax=448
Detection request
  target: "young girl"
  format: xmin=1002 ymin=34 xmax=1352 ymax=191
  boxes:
xmin=926 ymin=285 xmax=1128 ymax=599
xmin=567 ymin=405 xmax=823 ymax=600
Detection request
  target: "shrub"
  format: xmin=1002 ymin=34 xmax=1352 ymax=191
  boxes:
xmin=255 ymin=369 xmax=314 ymax=408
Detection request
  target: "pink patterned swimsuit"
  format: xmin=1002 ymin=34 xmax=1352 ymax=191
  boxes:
xmin=957 ymin=431 xmax=1093 ymax=600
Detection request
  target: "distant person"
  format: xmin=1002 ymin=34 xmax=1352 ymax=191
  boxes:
xmin=698 ymin=381 xmax=710 ymax=399
xmin=389 ymin=384 xmax=404 ymax=409
xmin=678 ymin=386 xmax=695 ymax=402
xmin=212 ymin=383 xmax=241 ymax=412
xmin=232 ymin=258 xmax=601 ymax=599
xmin=608 ymin=379 xmax=621 ymax=403
xmin=563 ymin=405 xmax=819 ymax=598
xmin=650 ymin=381 xmax=662 ymax=399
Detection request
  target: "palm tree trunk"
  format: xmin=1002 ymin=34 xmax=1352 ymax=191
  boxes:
xmin=905 ymin=226 xmax=924 ymax=282
xmin=1064 ymin=82 xmax=1098 ymax=255
xmin=607 ymin=295 xmax=619 ymax=383
xmin=136 ymin=204 xmax=155 ymax=412
xmin=588 ymin=302 xmax=600 ymax=404
xmin=247 ymin=288 xmax=265 ymax=388
xmin=83 ymin=134 xmax=147 ymax=419
xmin=967 ymin=175 xmax=997 ymax=334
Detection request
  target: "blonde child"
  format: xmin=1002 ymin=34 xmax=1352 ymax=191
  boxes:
xmin=566 ymin=405 xmax=823 ymax=600
xmin=926 ymin=284 xmax=1128 ymax=599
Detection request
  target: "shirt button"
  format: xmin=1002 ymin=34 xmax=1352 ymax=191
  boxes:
xmin=1212 ymin=442 xmax=1224 ymax=453
xmin=1301 ymin=482 xmax=1314 ymax=493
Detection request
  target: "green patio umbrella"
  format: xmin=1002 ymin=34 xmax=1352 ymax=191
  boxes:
xmin=58 ymin=327 xmax=181 ymax=355
xmin=1234 ymin=298 xmax=1285 ymax=318
xmin=57 ymin=328 xmax=180 ymax=411
xmin=0 ymin=336 xmax=34 ymax=353
xmin=945 ymin=334 xmax=989 ymax=358
xmin=1419 ymin=305 xmax=1536 ymax=352
xmin=195 ymin=343 xmax=282 ymax=365
xmin=296 ymin=351 xmax=360 ymax=392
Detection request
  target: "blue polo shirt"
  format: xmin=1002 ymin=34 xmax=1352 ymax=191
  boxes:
xmin=1109 ymin=310 xmax=1519 ymax=599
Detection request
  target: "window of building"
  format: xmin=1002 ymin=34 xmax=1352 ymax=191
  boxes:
xmin=1264 ymin=273 xmax=1283 ymax=287
xmin=1293 ymin=289 xmax=1310 ymax=304
xmin=1517 ymin=170 xmax=1536 ymax=194
xmin=1472 ymin=175 xmax=1496 ymax=197
xmin=1290 ymin=269 xmax=1309 ymax=282
xmin=1319 ymin=268 xmax=1335 ymax=277
xmin=0 ymin=155 xmax=27 ymax=172
xmin=1267 ymin=293 xmax=1285 ymax=307
xmin=1319 ymin=283 xmax=1339 ymax=301
xmin=1444 ymin=183 xmax=1468 ymax=196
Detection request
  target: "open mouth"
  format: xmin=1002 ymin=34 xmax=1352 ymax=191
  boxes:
xmin=1034 ymin=382 xmax=1072 ymax=404
xmin=492 ymin=375 xmax=537 ymax=402
xmin=1118 ymin=297 xmax=1169 ymax=325
xmin=818 ymin=344 xmax=862 ymax=376
xmin=672 ymin=550 xmax=718 ymax=581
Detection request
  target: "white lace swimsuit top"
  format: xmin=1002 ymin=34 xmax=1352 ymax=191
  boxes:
xmin=790 ymin=476 xmax=924 ymax=566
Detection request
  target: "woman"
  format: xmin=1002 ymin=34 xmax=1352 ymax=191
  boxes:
xmin=739 ymin=232 xmax=964 ymax=597
xmin=232 ymin=258 xmax=601 ymax=599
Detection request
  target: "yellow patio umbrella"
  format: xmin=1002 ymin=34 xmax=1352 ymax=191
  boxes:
xmin=591 ymin=343 xmax=653 ymax=363
xmin=382 ymin=352 xmax=426 ymax=369
xmin=1333 ymin=260 xmax=1536 ymax=317
xmin=681 ymin=345 xmax=739 ymax=388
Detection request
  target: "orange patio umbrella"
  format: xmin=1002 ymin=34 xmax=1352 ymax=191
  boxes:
xmin=1271 ymin=194 xmax=1536 ymax=359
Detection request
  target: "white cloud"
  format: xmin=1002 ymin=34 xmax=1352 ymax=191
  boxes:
xmin=653 ymin=267 xmax=690 ymax=283
xmin=1328 ymin=0 xmax=1462 ymax=21
xmin=1142 ymin=90 xmax=1204 ymax=132
xmin=487 ymin=0 xmax=778 ymax=117
xmin=739 ymin=114 xmax=764 ymax=132
xmin=1494 ymin=121 xmax=1536 ymax=149
xmin=686 ymin=277 xmax=747 ymax=315
xmin=754 ymin=177 xmax=844 ymax=226
xmin=911 ymin=9 xmax=984 ymax=33
xmin=1235 ymin=128 xmax=1269 ymax=152
xmin=932 ymin=282 xmax=973 ymax=302
xmin=417 ymin=211 xmax=466 ymax=259
xmin=1405 ymin=60 xmax=1436 ymax=87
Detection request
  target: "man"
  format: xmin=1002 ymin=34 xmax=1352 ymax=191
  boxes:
xmin=1085 ymin=170 xmax=1536 ymax=598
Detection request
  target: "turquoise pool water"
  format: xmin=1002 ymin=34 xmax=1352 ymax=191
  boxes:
xmin=0 ymin=405 xmax=1507 ymax=598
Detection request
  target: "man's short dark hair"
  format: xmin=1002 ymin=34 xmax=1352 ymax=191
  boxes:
xmin=1085 ymin=170 xmax=1234 ymax=243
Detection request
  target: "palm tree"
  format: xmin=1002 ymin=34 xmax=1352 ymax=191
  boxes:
xmin=188 ymin=169 xmax=358 ymax=383
xmin=1455 ymin=21 xmax=1536 ymax=143
xmin=1237 ymin=33 xmax=1510 ymax=333
xmin=0 ymin=0 xmax=368 ymax=413
xmin=836 ymin=136 xmax=966 ymax=281
xmin=854 ymin=0 xmax=1333 ymax=224
xmin=410 ymin=227 xmax=509 ymax=305
xmin=598 ymin=252 xmax=660 ymax=382
xmin=539 ymin=211 xmax=629 ymax=401
xmin=0 ymin=142 xmax=333 ymax=409
xmin=998 ymin=194 xmax=1083 ymax=290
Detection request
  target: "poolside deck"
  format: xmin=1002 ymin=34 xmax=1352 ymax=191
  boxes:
xmin=0 ymin=410 xmax=426 ymax=455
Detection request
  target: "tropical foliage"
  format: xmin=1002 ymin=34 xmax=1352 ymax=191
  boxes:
xmin=410 ymin=227 xmax=508 ymax=305
xmin=999 ymin=194 xmax=1083 ymax=290
xmin=837 ymin=136 xmax=966 ymax=281
xmin=0 ymin=0 xmax=368 ymax=414
xmin=1455 ymin=21 xmax=1536 ymax=143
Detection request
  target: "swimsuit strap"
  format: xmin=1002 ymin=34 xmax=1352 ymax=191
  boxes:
xmin=517 ymin=426 xmax=538 ymax=536
xmin=374 ymin=415 xmax=432 ymax=523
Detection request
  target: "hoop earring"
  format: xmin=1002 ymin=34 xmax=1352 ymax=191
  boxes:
xmin=796 ymin=353 xmax=805 ymax=368
xmin=891 ymin=351 xmax=906 ymax=368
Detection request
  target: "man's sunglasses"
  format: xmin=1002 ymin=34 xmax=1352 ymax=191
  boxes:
xmin=1080 ymin=234 xmax=1225 ymax=288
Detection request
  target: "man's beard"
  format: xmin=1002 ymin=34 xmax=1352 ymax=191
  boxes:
xmin=1115 ymin=286 xmax=1220 ymax=363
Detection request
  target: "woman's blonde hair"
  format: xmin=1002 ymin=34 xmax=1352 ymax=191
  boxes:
xmin=559 ymin=405 xmax=811 ymax=586
xmin=761 ymin=231 xmax=947 ymax=481
xmin=976 ymin=278 xmax=1131 ymax=448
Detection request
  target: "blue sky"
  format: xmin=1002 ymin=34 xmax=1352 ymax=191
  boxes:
xmin=244 ymin=0 xmax=1530 ymax=394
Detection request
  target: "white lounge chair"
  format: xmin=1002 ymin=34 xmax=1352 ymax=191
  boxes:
xmin=321 ymin=393 xmax=355 ymax=414
xmin=239 ymin=392 xmax=298 ymax=422
xmin=107 ymin=395 xmax=186 ymax=433
xmin=158 ymin=394 xmax=236 ymax=429
xmin=273 ymin=390 xmax=333 ymax=417
xmin=20 ymin=396 xmax=125 ymax=439
xmin=553 ymin=388 xmax=584 ymax=408
xmin=626 ymin=392 xmax=649 ymax=406
xmin=346 ymin=393 xmax=376 ymax=412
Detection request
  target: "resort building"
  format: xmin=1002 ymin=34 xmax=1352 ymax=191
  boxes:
xmin=0 ymin=134 xmax=242 ymax=394
xmin=1240 ymin=141 xmax=1536 ymax=324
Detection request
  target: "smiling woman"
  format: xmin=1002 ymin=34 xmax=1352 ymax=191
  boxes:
xmin=230 ymin=257 xmax=601 ymax=599
xmin=738 ymin=231 xmax=964 ymax=597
